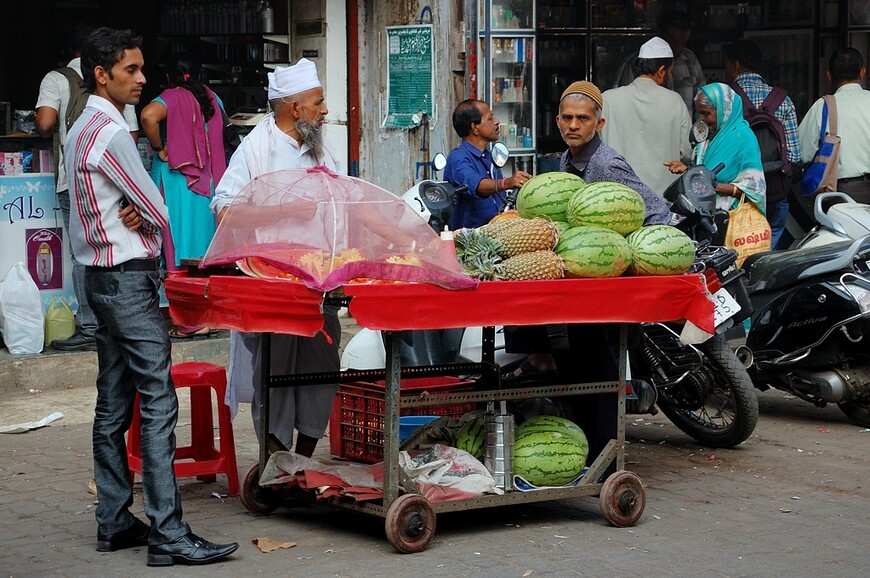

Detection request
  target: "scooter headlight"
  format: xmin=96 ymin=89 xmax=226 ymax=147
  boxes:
xmin=844 ymin=282 xmax=870 ymax=313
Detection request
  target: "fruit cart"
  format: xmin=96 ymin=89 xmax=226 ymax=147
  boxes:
xmin=166 ymin=273 xmax=714 ymax=552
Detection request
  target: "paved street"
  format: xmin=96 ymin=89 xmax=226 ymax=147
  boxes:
xmin=1 ymin=350 xmax=869 ymax=577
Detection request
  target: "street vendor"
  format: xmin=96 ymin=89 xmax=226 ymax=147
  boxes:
xmin=210 ymin=58 xmax=343 ymax=457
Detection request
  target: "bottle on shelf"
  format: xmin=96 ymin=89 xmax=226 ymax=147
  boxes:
xmin=260 ymin=1 xmax=274 ymax=34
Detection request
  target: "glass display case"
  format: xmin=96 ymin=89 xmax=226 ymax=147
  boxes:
xmin=479 ymin=0 xmax=537 ymax=164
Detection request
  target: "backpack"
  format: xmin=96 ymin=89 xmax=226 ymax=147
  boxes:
xmin=51 ymin=67 xmax=88 ymax=179
xmin=730 ymin=83 xmax=791 ymax=203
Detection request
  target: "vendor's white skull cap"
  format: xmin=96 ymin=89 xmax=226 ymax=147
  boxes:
xmin=268 ymin=58 xmax=321 ymax=100
xmin=638 ymin=36 xmax=674 ymax=59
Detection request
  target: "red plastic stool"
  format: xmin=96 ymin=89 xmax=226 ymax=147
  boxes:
xmin=126 ymin=362 xmax=240 ymax=496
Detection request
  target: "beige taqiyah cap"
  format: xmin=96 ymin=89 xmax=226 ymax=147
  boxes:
xmin=638 ymin=36 xmax=673 ymax=59
xmin=268 ymin=58 xmax=321 ymax=100
xmin=560 ymin=80 xmax=603 ymax=110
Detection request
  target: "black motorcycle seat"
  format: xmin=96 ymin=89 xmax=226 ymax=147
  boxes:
xmin=743 ymin=239 xmax=863 ymax=293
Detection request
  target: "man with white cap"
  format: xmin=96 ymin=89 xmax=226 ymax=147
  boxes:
xmin=210 ymin=58 xmax=343 ymax=457
xmin=602 ymin=36 xmax=692 ymax=197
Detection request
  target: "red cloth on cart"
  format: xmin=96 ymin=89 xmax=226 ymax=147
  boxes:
xmin=166 ymin=274 xmax=715 ymax=335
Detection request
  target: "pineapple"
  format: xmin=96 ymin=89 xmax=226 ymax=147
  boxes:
xmin=497 ymin=250 xmax=565 ymax=281
xmin=478 ymin=218 xmax=559 ymax=257
xmin=464 ymin=250 xmax=565 ymax=281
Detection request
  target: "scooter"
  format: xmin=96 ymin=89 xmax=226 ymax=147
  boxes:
xmin=793 ymin=192 xmax=870 ymax=249
xmin=734 ymin=234 xmax=870 ymax=426
xmin=343 ymin=152 xmax=759 ymax=447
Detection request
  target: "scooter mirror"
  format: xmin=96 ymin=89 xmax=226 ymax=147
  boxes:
xmin=492 ymin=142 xmax=510 ymax=168
xmin=432 ymin=152 xmax=447 ymax=172
xmin=691 ymin=120 xmax=709 ymax=145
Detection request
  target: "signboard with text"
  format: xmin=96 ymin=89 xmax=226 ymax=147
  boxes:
xmin=0 ymin=174 xmax=74 ymax=311
xmin=384 ymin=25 xmax=434 ymax=129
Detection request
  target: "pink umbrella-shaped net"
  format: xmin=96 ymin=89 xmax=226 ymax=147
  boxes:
xmin=201 ymin=166 xmax=477 ymax=291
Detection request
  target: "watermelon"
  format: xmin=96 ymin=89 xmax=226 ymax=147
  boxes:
xmin=626 ymin=225 xmax=696 ymax=276
xmin=516 ymin=415 xmax=587 ymax=444
xmin=455 ymin=417 xmax=486 ymax=461
xmin=513 ymin=426 xmax=589 ymax=487
xmin=552 ymin=221 xmax=571 ymax=237
xmin=516 ymin=173 xmax=586 ymax=222
xmin=554 ymin=226 xmax=632 ymax=278
xmin=567 ymin=181 xmax=646 ymax=235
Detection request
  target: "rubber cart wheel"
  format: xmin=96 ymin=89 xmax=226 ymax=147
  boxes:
xmin=599 ymin=470 xmax=646 ymax=527
xmin=384 ymin=494 xmax=436 ymax=553
xmin=240 ymin=462 xmax=280 ymax=515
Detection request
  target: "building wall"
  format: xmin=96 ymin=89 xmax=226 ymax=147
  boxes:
xmin=356 ymin=0 xmax=466 ymax=195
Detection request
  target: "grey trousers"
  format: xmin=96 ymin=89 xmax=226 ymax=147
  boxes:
xmin=86 ymin=267 xmax=188 ymax=544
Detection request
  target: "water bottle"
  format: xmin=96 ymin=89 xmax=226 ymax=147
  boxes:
xmin=260 ymin=0 xmax=274 ymax=33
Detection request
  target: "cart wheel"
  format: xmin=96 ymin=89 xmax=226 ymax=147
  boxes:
xmin=240 ymin=462 xmax=280 ymax=515
xmin=599 ymin=470 xmax=646 ymax=527
xmin=384 ymin=494 xmax=436 ymax=553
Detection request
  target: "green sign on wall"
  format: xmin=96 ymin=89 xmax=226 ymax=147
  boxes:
xmin=384 ymin=25 xmax=434 ymax=129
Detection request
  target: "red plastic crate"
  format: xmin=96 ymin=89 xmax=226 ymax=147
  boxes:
xmin=329 ymin=376 xmax=476 ymax=463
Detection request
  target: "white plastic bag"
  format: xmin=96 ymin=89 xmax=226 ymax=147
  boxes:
xmin=0 ymin=262 xmax=45 ymax=354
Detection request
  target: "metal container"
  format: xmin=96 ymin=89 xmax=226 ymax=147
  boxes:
xmin=484 ymin=407 xmax=514 ymax=491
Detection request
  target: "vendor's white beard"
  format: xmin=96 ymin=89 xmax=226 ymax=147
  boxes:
xmin=296 ymin=118 xmax=324 ymax=160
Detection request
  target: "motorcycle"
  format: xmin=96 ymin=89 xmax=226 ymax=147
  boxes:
xmin=628 ymin=164 xmax=759 ymax=448
xmin=342 ymin=148 xmax=759 ymax=447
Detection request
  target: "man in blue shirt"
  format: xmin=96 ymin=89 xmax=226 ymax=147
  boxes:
xmin=444 ymin=99 xmax=532 ymax=229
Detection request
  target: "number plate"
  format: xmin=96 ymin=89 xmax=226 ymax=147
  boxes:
xmin=712 ymin=287 xmax=741 ymax=327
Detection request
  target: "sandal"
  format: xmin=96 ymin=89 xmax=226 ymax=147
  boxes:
xmin=168 ymin=327 xmax=215 ymax=339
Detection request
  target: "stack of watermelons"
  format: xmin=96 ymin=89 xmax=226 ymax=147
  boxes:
xmin=513 ymin=415 xmax=589 ymax=487
xmin=455 ymin=414 xmax=589 ymax=487
xmin=516 ymin=173 xmax=695 ymax=278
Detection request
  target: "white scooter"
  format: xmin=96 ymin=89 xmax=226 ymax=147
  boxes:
xmin=794 ymin=192 xmax=870 ymax=249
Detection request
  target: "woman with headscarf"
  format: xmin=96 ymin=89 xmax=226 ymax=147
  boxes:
xmin=141 ymin=52 xmax=227 ymax=337
xmin=665 ymin=82 xmax=766 ymax=215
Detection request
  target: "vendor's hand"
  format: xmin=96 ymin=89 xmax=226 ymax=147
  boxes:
xmin=508 ymin=170 xmax=533 ymax=189
xmin=156 ymin=148 xmax=169 ymax=162
xmin=664 ymin=161 xmax=688 ymax=174
xmin=119 ymin=202 xmax=142 ymax=231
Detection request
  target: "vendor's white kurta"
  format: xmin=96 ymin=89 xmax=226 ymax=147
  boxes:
xmin=212 ymin=114 xmax=344 ymax=447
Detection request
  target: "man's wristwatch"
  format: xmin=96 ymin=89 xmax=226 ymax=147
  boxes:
xmin=150 ymin=142 xmax=165 ymax=152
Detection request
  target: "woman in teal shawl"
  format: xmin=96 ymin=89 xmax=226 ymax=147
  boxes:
xmin=666 ymin=83 xmax=766 ymax=215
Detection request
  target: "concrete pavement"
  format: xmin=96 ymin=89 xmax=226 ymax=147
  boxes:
xmin=1 ymin=331 xmax=869 ymax=577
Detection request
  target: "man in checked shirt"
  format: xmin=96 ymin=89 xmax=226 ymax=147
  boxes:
xmin=65 ymin=27 xmax=238 ymax=567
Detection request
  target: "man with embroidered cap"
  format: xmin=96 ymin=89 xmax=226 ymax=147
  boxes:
xmin=602 ymin=36 xmax=692 ymax=198
xmin=211 ymin=58 xmax=343 ymax=457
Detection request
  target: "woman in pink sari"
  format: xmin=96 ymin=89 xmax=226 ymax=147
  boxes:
xmin=141 ymin=53 xmax=227 ymax=337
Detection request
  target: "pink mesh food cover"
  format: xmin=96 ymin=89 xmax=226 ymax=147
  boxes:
xmin=201 ymin=166 xmax=477 ymax=291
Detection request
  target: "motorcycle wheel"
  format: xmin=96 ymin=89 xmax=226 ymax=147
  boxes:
xmin=838 ymin=398 xmax=870 ymax=427
xmin=655 ymin=334 xmax=759 ymax=448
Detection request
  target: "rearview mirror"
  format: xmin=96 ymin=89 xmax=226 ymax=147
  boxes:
xmin=432 ymin=152 xmax=447 ymax=172
xmin=492 ymin=142 xmax=509 ymax=168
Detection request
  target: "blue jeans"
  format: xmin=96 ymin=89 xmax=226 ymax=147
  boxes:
xmin=87 ymin=267 xmax=188 ymax=544
xmin=768 ymin=198 xmax=789 ymax=249
xmin=58 ymin=190 xmax=97 ymax=337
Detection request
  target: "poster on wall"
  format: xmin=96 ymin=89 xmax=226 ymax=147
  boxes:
xmin=0 ymin=174 xmax=74 ymax=310
xmin=384 ymin=24 xmax=435 ymax=128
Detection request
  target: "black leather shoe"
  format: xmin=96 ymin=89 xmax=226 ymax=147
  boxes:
xmin=51 ymin=332 xmax=97 ymax=351
xmin=96 ymin=518 xmax=150 ymax=552
xmin=147 ymin=532 xmax=239 ymax=566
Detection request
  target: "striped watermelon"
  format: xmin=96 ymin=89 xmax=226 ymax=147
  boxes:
xmin=516 ymin=172 xmax=586 ymax=222
xmin=552 ymin=220 xmax=571 ymax=237
xmin=513 ymin=426 xmax=589 ymax=487
xmin=517 ymin=415 xmax=587 ymax=444
xmin=626 ymin=225 xmax=696 ymax=276
xmin=555 ymin=226 xmax=632 ymax=278
xmin=455 ymin=417 xmax=485 ymax=461
xmin=567 ymin=181 xmax=645 ymax=235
